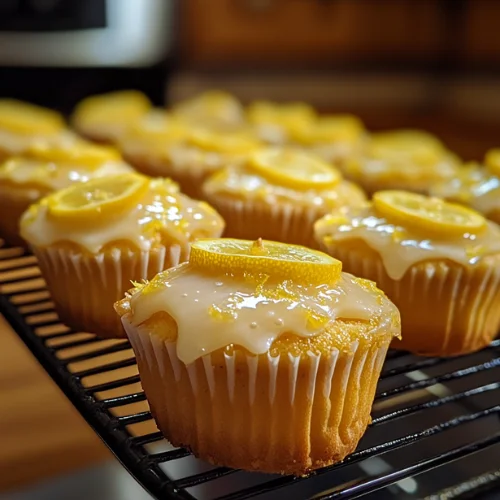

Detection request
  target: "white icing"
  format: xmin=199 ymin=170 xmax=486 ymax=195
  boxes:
xmin=203 ymin=166 xmax=366 ymax=209
xmin=0 ymin=159 xmax=133 ymax=191
xmin=315 ymin=206 xmax=500 ymax=280
xmin=431 ymin=167 xmax=500 ymax=217
xmin=127 ymin=266 xmax=395 ymax=365
xmin=0 ymin=129 xmax=74 ymax=155
xmin=21 ymin=185 xmax=224 ymax=253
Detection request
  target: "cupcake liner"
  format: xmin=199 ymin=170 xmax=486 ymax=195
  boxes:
xmin=203 ymin=193 xmax=325 ymax=248
xmin=123 ymin=151 xmax=209 ymax=200
xmin=123 ymin=319 xmax=389 ymax=474
xmin=320 ymin=240 xmax=500 ymax=356
xmin=34 ymin=244 xmax=185 ymax=338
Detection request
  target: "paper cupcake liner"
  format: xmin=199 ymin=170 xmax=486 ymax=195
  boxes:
xmin=34 ymin=244 xmax=185 ymax=338
xmin=203 ymin=193 xmax=325 ymax=248
xmin=123 ymin=151 xmax=210 ymax=200
xmin=320 ymin=240 xmax=500 ymax=356
xmin=123 ymin=319 xmax=390 ymax=474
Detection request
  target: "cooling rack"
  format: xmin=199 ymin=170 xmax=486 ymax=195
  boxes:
xmin=1 ymin=241 xmax=500 ymax=500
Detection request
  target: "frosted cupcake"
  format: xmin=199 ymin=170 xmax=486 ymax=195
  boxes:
xmin=247 ymin=100 xmax=317 ymax=145
xmin=171 ymin=90 xmax=245 ymax=131
xmin=315 ymin=190 xmax=500 ymax=356
xmin=289 ymin=114 xmax=367 ymax=169
xmin=0 ymin=140 xmax=132 ymax=247
xmin=71 ymin=90 xmax=152 ymax=144
xmin=430 ymin=149 xmax=500 ymax=225
xmin=203 ymin=148 xmax=367 ymax=247
xmin=20 ymin=173 xmax=225 ymax=338
xmin=123 ymin=126 xmax=262 ymax=200
xmin=342 ymin=129 xmax=460 ymax=196
xmin=116 ymin=238 xmax=400 ymax=474
xmin=0 ymin=99 xmax=66 ymax=161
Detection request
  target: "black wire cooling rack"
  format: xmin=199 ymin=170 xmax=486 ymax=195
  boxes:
xmin=1 ymin=242 xmax=500 ymax=500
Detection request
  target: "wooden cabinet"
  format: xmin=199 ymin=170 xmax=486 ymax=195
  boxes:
xmin=179 ymin=0 xmax=445 ymax=68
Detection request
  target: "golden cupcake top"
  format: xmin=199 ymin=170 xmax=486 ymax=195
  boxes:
xmin=172 ymin=90 xmax=245 ymax=129
xmin=116 ymin=238 xmax=400 ymax=364
xmin=289 ymin=114 xmax=365 ymax=146
xmin=430 ymin=151 xmax=500 ymax=219
xmin=344 ymin=129 xmax=460 ymax=190
xmin=71 ymin=90 xmax=152 ymax=140
xmin=0 ymin=99 xmax=64 ymax=136
xmin=0 ymin=140 xmax=132 ymax=192
xmin=20 ymin=173 xmax=225 ymax=253
xmin=122 ymin=109 xmax=187 ymax=143
xmin=315 ymin=190 xmax=500 ymax=280
xmin=247 ymin=100 xmax=317 ymax=144
xmin=203 ymin=148 xmax=366 ymax=208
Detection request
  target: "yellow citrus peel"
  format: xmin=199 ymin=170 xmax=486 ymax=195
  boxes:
xmin=189 ymin=238 xmax=342 ymax=285
xmin=47 ymin=172 xmax=149 ymax=222
xmin=26 ymin=141 xmax=121 ymax=167
xmin=0 ymin=99 xmax=64 ymax=135
xmin=73 ymin=90 xmax=151 ymax=124
xmin=247 ymin=148 xmax=341 ymax=190
xmin=373 ymin=190 xmax=487 ymax=236
xmin=187 ymin=128 xmax=261 ymax=154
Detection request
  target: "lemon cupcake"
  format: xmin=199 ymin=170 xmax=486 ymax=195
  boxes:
xmin=0 ymin=99 xmax=66 ymax=161
xmin=289 ymin=114 xmax=367 ymax=168
xmin=315 ymin=190 xmax=500 ymax=356
xmin=0 ymin=140 xmax=132 ymax=247
xmin=20 ymin=173 xmax=225 ymax=338
xmin=203 ymin=148 xmax=367 ymax=247
xmin=71 ymin=90 xmax=152 ymax=144
xmin=430 ymin=149 xmax=500 ymax=225
xmin=171 ymin=90 xmax=245 ymax=130
xmin=247 ymin=100 xmax=317 ymax=145
xmin=342 ymin=129 xmax=460 ymax=196
xmin=123 ymin=125 xmax=262 ymax=200
xmin=116 ymin=238 xmax=400 ymax=474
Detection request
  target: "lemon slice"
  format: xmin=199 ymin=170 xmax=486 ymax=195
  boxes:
xmin=48 ymin=172 xmax=149 ymax=221
xmin=247 ymin=101 xmax=317 ymax=126
xmin=370 ymin=130 xmax=445 ymax=166
xmin=485 ymin=148 xmax=500 ymax=177
xmin=128 ymin=110 xmax=187 ymax=141
xmin=188 ymin=129 xmax=261 ymax=154
xmin=248 ymin=148 xmax=341 ymax=190
xmin=27 ymin=141 xmax=121 ymax=167
xmin=373 ymin=190 xmax=487 ymax=235
xmin=190 ymin=238 xmax=342 ymax=284
xmin=172 ymin=91 xmax=243 ymax=125
xmin=73 ymin=90 xmax=151 ymax=125
xmin=0 ymin=99 xmax=64 ymax=135
xmin=290 ymin=115 xmax=364 ymax=145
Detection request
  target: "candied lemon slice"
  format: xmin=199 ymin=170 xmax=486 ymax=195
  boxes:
xmin=190 ymin=238 xmax=342 ymax=284
xmin=0 ymin=99 xmax=64 ymax=135
xmin=48 ymin=172 xmax=149 ymax=221
xmin=188 ymin=129 xmax=261 ymax=154
xmin=247 ymin=101 xmax=317 ymax=126
xmin=370 ymin=130 xmax=445 ymax=165
xmin=373 ymin=190 xmax=487 ymax=235
xmin=248 ymin=148 xmax=341 ymax=189
xmin=172 ymin=91 xmax=243 ymax=126
xmin=290 ymin=115 xmax=364 ymax=145
xmin=485 ymin=148 xmax=500 ymax=177
xmin=128 ymin=110 xmax=187 ymax=141
xmin=27 ymin=141 xmax=121 ymax=167
xmin=73 ymin=90 xmax=151 ymax=125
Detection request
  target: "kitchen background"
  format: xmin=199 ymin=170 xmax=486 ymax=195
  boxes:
xmin=0 ymin=0 xmax=499 ymax=499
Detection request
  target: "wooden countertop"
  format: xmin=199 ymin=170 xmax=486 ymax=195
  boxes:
xmin=0 ymin=315 xmax=111 ymax=492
